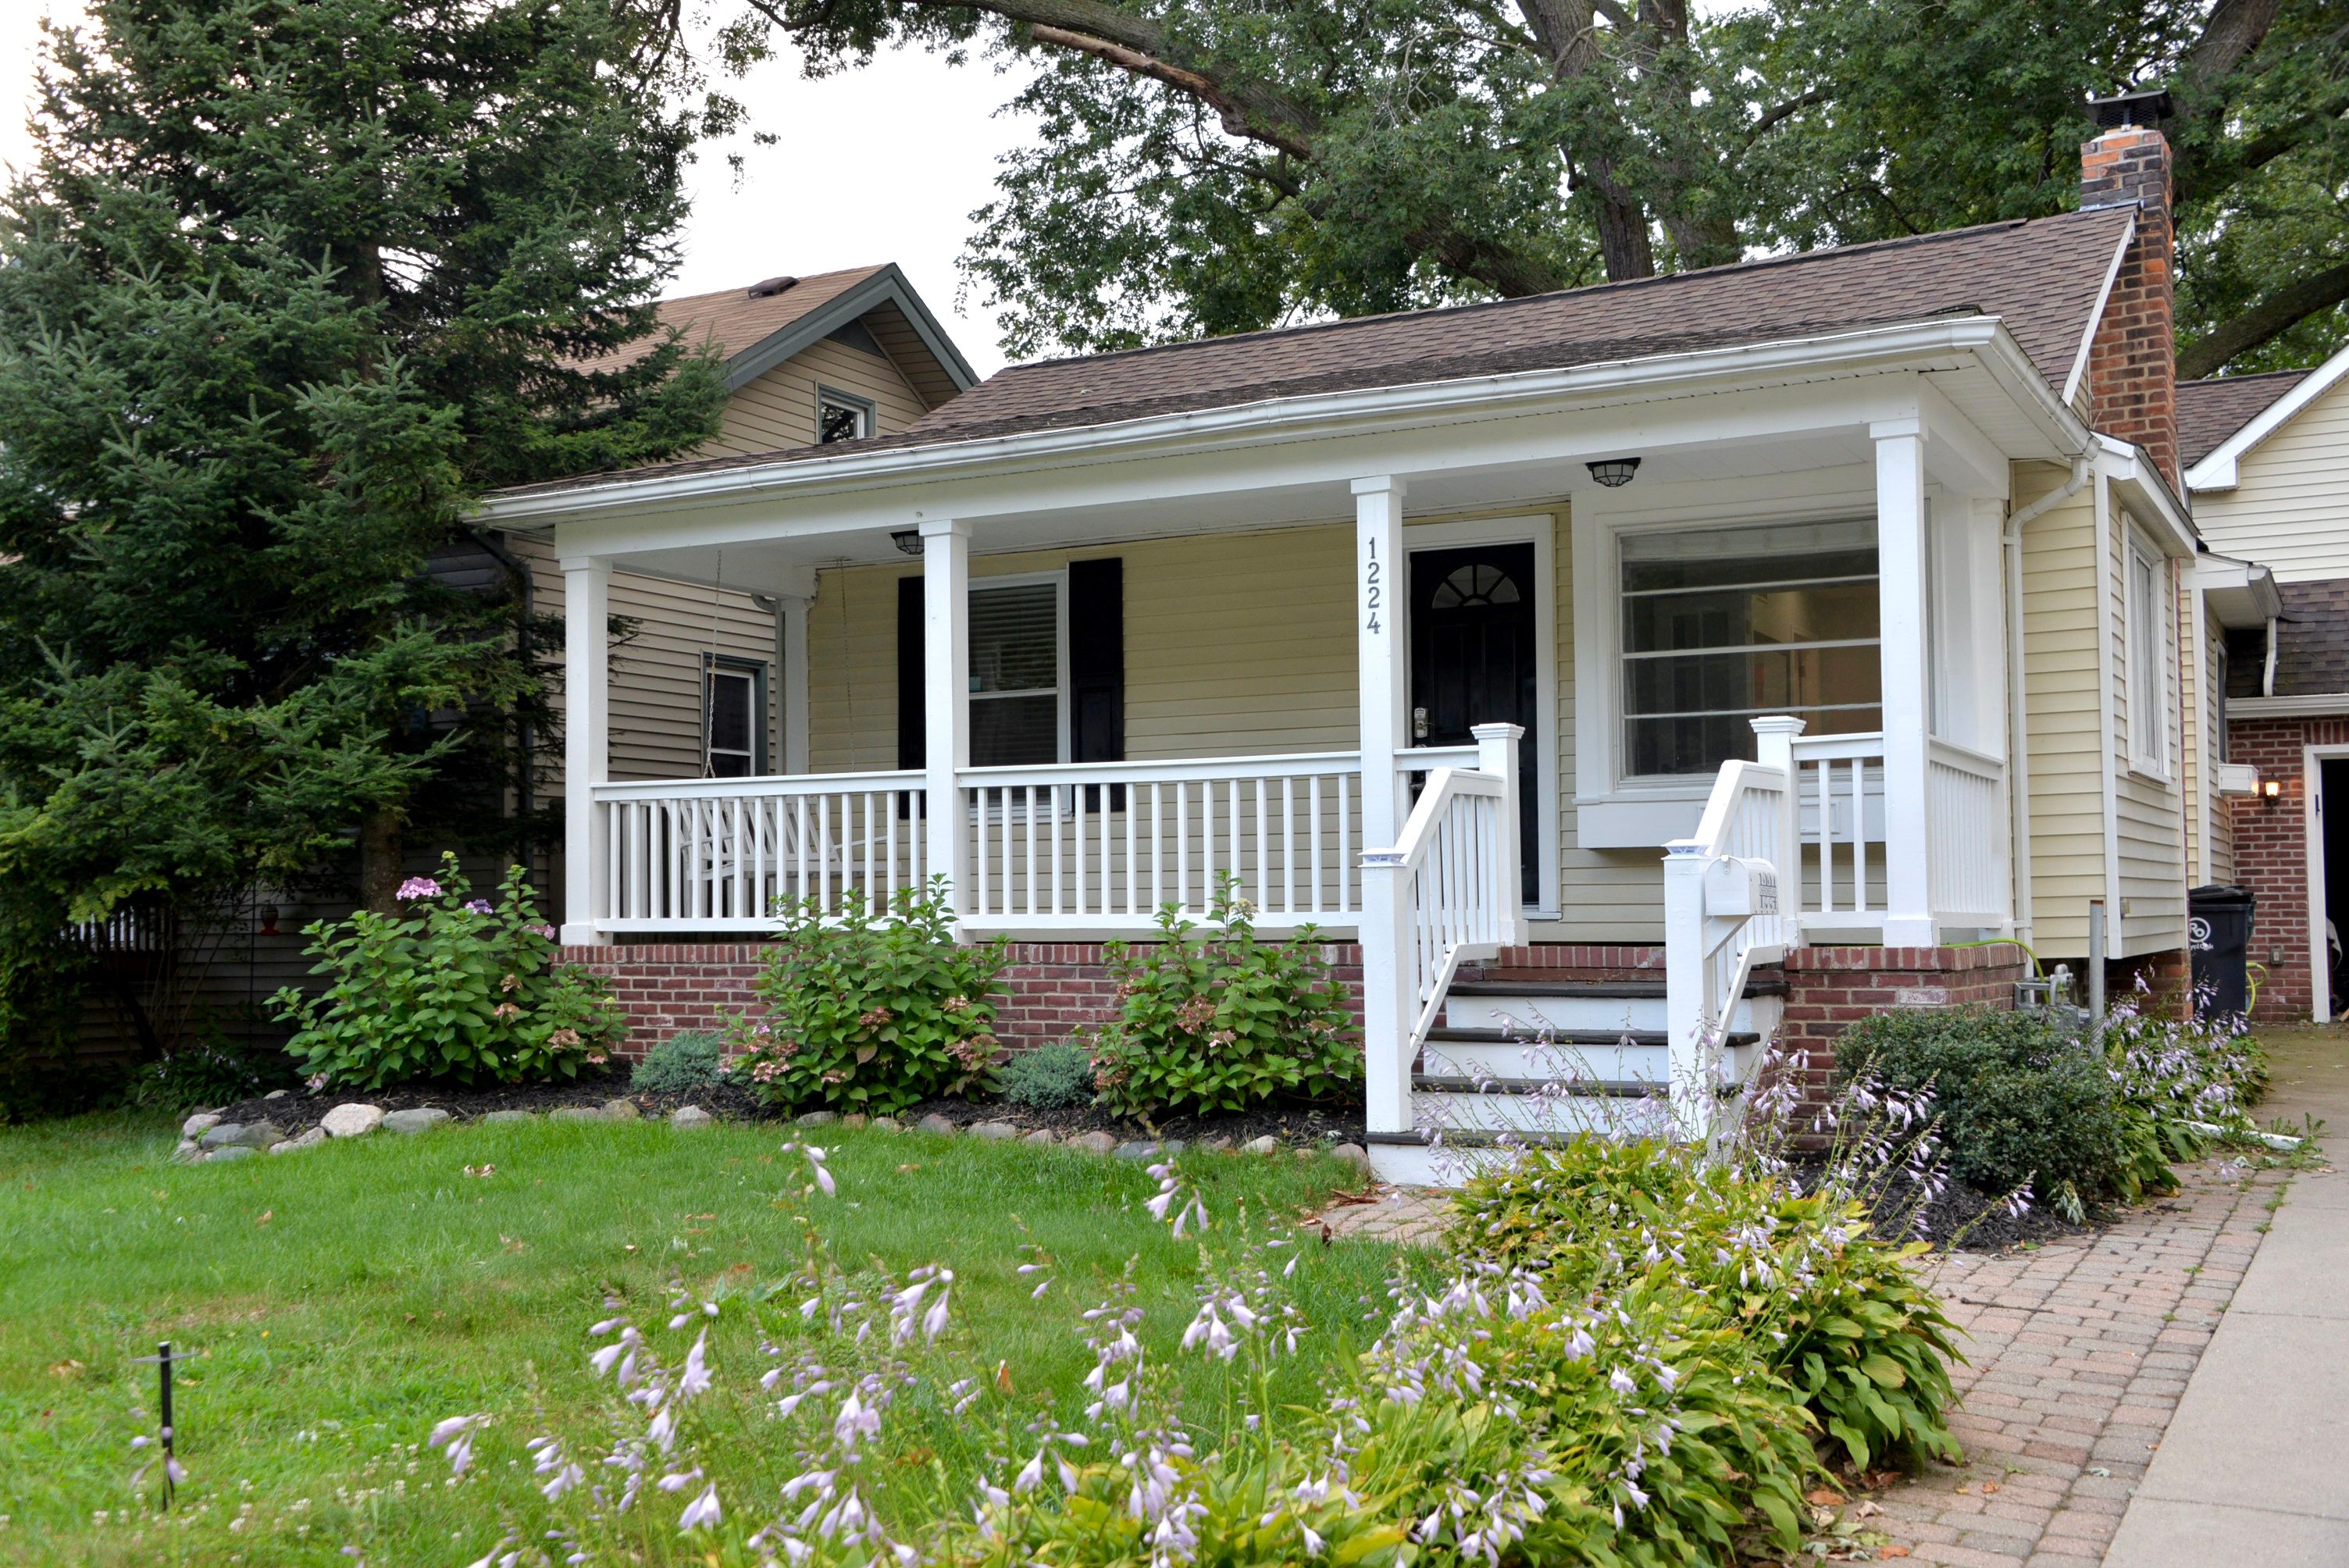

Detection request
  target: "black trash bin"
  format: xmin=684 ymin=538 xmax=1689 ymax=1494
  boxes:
xmin=2188 ymin=884 xmax=2256 ymax=1017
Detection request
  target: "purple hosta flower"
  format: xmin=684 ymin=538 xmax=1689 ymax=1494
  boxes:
xmin=782 ymin=1139 xmax=837 ymax=1198
xmin=130 ymin=1432 xmax=188 ymax=1491
xmin=2004 ymin=1181 xmax=2035 ymax=1221
xmin=526 ymin=1436 xmax=584 ymax=1500
xmin=395 ymin=876 xmax=443 ymax=901
xmin=676 ymin=1481 xmax=722 ymax=1533
xmin=888 ymin=1266 xmax=954 ymax=1347
xmin=430 ymin=1413 xmax=487 ymax=1477
xmin=1144 ymin=1162 xmax=1209 ymax=1236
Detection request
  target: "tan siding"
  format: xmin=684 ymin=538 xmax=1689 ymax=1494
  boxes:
xmin=2019 ymin=467 xmax=2108 ymax=956
xmin=2192 ymin=373 xmax=2349 ymax=583
xmin=2111 ymin=505 xmax=2187 ymax=955
xmin=2181 ymin=593 xmax=2236 ymax=887
xmin=704 ymin=337 xmax=932 ymax=458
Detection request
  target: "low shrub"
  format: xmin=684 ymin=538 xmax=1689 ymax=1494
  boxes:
xmin=1089 ymin=877 xmax=1359 ymax=1117
xmin=999 ymin=1039 xmax=1096 ymax=1109
xmin=274 ymin=857 xmax=626 ymax=1090
xmin=1834 ymin=1004 xmax=2127 ymax=1206
xmin=1453 ymin=1134 xmax=1963 ymax=1473
xmin=630 ymin=1028 xmax=729 ymax=1095
xmin=724 ymin=880 xmax=1005 ymax=1116
xmin=122 ymin=1019 xmax=302 ymax=1110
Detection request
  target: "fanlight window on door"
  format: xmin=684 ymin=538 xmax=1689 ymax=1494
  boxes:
xmin=1430 ymin=562 xmax=1521 ymax=608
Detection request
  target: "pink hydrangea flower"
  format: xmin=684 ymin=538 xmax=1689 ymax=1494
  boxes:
xmin=395 ymin=877 xmax=442 ymax=901
xmin=464 ymin=899 xmax=493 ymax=914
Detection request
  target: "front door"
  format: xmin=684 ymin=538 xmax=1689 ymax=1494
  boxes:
xmin=1410 ymin=543 xmax=1540 ymax=904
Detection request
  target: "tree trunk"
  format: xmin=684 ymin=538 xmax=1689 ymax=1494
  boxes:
xmin=358 ymin=807 xmax=405 ymax=914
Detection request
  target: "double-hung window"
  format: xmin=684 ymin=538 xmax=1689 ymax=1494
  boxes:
xmin=703 ymin=656 xmax=766 ymax=778
xmin=969 ymin=578 xmax=1066 ymax=767
xmin=1619 ymin=518 xmax=1881 ymax=777
xmin=2126 ymin=530 xmax=2171 ymax=777
xmin=817 ymin=387 xmax=875 ymax=444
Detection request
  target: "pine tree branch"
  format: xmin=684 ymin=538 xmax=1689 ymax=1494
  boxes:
xmin=2177 ymin=259 xmax=2349 ymax=379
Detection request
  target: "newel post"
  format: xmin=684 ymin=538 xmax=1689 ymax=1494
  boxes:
xmin=1750 ymin=715 xmax=1805 ymax=946
xmin=919 ymin=519 xmax=971 ymax=923
xmin=560 ymin=554 xmax=611 ymax=946
xmin=1661 ymin=839 xmax=1711 ymax=1139
xmin=1473 ymin=722 xmax=1527 ymax=946
xmin=1353 ymin=476 xmax=1413 ymax=1137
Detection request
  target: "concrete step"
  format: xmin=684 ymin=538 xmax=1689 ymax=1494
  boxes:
xmin=1440 ymin=979 xmax=1782 ymax=1040
xmin=1417 ymin=1028 xmax=1674 ymax=1087
xmin=1360 ymin=1111 xmax=1656 ymax=1184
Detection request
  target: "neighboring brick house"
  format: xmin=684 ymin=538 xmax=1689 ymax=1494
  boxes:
xmin=2182 ymin=341 xmax=2349 ymax=1018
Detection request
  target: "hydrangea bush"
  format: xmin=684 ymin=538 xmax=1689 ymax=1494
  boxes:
xmin=274 ymin=855 xmax=625 ymax=1089
xmin=1090 ymin=878 xmax=1360 ymax=1117
xmin=723 ymin=881 xmax=1006 ymax=1116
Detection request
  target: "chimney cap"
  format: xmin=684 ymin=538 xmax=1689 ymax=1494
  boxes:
xmin=2090 ymin=89 xmax=2173 ymax=131
xmin=746 ymin=275 xmax=799 ymax=298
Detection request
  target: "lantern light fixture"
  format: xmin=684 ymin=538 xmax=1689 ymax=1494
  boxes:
xmin=890 ymin=529 xmax=924 ymax=558
xmin=1585 ymin=457 xmax=1641 ymax=488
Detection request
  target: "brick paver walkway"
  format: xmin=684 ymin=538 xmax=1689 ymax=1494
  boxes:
xmin=1870 ymin=1159 xmax=2283 ymax=1568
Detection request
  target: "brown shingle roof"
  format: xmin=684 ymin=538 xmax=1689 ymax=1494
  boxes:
xmin=597 ymin=265 xmax=887 ymax=372
xmin=500 ymin=207 xmax=2133 ymax=501
xmin=2178 ymin=369 xmax=2312 ymax=469
xmin=2226 ymin=578 xmax=2349 ymax=702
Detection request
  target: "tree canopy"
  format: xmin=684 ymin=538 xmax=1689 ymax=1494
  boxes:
xmin=693 ymin=0 xmax=2344 ymax=372
xmin=0 ymin=0 xmax=725 ymax=1068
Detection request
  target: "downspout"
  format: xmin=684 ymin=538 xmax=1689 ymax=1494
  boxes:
xmin=2263 ymin=615 xmax=2279 ymax=697
xmin=2003 ymin=455 xmax=2091 ymax=946
xmin=472 ymin=527 xmax=536 ymax=882
xmin=2092 ymin=468 xmax=2126 ymax=961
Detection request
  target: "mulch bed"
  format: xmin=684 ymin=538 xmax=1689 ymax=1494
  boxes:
xmin=1805 ymin=1157 xmax=2094 ymax=1252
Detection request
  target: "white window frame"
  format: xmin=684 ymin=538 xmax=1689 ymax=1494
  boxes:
xmin=702 ymin=654 xmax=768 ymax=777
xmin=2124 ymin=527 xmax=2173 ymax=780
xmin=968 ymin=569 xmax=1071 ymax=770
xmin=815 ymin=386 xmax=875 ymax=444
xmin=1573 ymin=469 xmax=1884 ymax=847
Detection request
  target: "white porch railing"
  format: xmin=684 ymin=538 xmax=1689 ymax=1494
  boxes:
xmin=596 ymin=772 xmax=928 ymax=932
xmin=1926 ymin=738 xmax=2012 ymax=925
xmin=955 ymin=754 xmax=1366 ymax=931
xmin=1790 ymin=730 xmax=1884 ymax=929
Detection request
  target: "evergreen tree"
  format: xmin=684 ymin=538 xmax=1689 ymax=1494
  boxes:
xmin=0 ymin=0 xmax=726 ymax=1073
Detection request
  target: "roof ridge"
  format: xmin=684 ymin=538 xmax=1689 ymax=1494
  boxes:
xmin=2179 ymin=366 xmax=2312 ymax=390
xmin=654 ymin=263 xmax=889 ymax=313
xmin=990 ymin=209 xmax=2108 ymax=380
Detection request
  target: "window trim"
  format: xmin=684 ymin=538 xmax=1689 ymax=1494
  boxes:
xmin=814 ymin=385 xmax=876 ymax=444
xmin=702 ymin=653 xmax=769 ymax=776
xmin=2124 ymin=526 xmax=2173 ymax=781
xmin=1572 ymin=470 xmax=1884 ymax=847
xmin=968 ymin=568 xmax=1071 ymax=769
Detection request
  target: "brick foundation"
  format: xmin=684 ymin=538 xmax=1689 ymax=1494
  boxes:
xmin=1773 ymin=944 xmax=2034 ymax=1103
xmin=2223 ymin=714 xmax=2349 ymax=1021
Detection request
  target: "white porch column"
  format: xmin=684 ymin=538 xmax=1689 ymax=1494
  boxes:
xmin=1353 ymin=476 xmax=1413 ymax=1135
xmin=919 ymin=519 xmax=971 ymax=916
xmin=1872 ymin=419 xmax=1936 ymax=946
xmin=560 ymin=554 xmax=612 ymax=946
xmin=779 ymin=592 xmax=812 ymax=775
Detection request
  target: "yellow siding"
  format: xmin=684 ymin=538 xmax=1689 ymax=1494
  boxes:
xmin=2180 ymin=592 xmax=2236 ymax=887
xmin=2191 ymin=372 xmax=2349 ymax=583
xmin=2019 ymin=467 xmax=2108 ymax=957
xmin=704 ymin=337 xmax=931 ymax=458
xmin=2112 ymin=505 xmax=2188 ymax=954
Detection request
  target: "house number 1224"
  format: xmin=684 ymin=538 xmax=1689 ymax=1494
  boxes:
xmin=1363 ymin=539 xmax=1383 ymax=633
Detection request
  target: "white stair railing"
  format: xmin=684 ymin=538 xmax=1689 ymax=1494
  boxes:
xmin=1663 ymin=717 xmax=1797 ymax=1135
xmin=1360 ymin=723 xmax=1524 ymax=1136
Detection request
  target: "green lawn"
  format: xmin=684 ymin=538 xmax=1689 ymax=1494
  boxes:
xmin=0 ymin=1114 xmax=1403 ymax=1566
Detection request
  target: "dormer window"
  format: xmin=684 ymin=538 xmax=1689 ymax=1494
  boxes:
xmin=818 ymin=387 xmax=875 ymax=444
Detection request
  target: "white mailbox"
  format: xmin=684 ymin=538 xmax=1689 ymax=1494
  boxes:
xmin=1702 ymin=856 xmax=1778 ymax=919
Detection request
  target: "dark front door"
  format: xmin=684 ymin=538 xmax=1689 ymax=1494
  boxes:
xmin=1410 ymin=543 xmax=1540 ymax=904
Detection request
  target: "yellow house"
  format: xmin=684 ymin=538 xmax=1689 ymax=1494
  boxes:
xmin=479 ymin=106 xmax=2240 ymax=1181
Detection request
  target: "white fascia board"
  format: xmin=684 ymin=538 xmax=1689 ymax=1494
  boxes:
xmin=482 ymin=315 xmax=2089 ymax=529
xmin=2094 ymin=434 xmax=2198 ymax=556
xmin=2183 ymin=338 xmax=2349 ymax=493
xmin=724 ymin=265 xmax=980 ymax=394
xmin=2190 ymin=553 xmax=2282 ymax=628
xmin=2062 ymin=214 xmax=2138 ymax=407
xmin=2226 ymin=693 xmax=2349 ymax=719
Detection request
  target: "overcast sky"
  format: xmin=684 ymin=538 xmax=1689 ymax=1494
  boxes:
xmin=1 ymin=6 xmax=1038 ymax=376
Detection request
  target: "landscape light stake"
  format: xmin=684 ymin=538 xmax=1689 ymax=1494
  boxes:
xmin=131 ymin=1341 xmax=184 ymax=1509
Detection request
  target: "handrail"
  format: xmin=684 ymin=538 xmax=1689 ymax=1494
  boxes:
xmin=593 ymin=769 xmax=922 ymax=801
xmin=1368 ymin=764 xmax=1515 ymax=1053
xmin=959 ymin=750 xmax=1360 ymax=786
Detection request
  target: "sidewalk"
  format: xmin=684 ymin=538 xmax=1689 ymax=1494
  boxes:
xmin=2102 ymin=1026 xmax=2349 ymax=1567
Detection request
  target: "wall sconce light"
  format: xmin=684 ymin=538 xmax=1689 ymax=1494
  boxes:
xmin=2262 ymin=776 xmax=2284 ymax=806
xmin=1586 ymin=457 xmax=1641 ymax=488
xmin=890 ymin=529 xmax=924 ymax=558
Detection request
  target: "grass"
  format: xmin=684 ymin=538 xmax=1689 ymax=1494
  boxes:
xmin=0 ymin=1111 xmax=1402 ymax=1565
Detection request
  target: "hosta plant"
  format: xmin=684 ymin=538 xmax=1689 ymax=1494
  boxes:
xmin=1089 ymin=877 xmax=1359 ymax=1117
xmin=724 ymin=880 xmax=1005 ymax=1115
xmin=275 ymin=855 xmax=625 ymax=1089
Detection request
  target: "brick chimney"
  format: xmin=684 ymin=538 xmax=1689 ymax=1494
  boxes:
xmin=2079 ymin=89 xmax=2178 ymax=486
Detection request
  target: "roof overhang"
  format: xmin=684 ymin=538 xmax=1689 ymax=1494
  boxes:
xmin=722 ymin=262 xmax=980 ymax=395
xmin=480 ymin=314 xmax=2094 ymax=530
xmin=2094 ymin=434 xmax=2198 ymax=556
xmin=2190 ymin=552 xmax=2282 ymax=628
xmin=2183 ymin=338 xmax=2349 ymax=492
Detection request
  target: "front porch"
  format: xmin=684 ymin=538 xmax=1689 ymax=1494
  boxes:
xmin=522 ymin=332 xmax=2064 ymax=1170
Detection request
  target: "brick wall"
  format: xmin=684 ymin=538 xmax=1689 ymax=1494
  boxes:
xmin=1774 ymin=945 xmax=2034 ymax=1093
xmin=2223 ymin=715 xmax=2349 ymax=1020
xmin=2079 ymin=124 xmax=2179 ymax=486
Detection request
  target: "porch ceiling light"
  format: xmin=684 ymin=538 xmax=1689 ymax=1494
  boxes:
xmin=1586 ymin=456 xmax=1641 ymax=488
xmin=890 ymin=529 xmax=924 ymax=557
